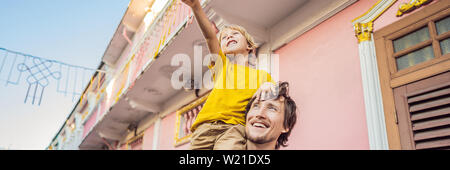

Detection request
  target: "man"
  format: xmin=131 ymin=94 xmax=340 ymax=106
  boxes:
xmin=216 ymin=82 xmax=298 ymax=150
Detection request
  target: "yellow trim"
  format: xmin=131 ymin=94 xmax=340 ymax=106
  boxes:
xmin=153 ymin=0 xmax=176 ymax=59
xmin=114 ymin=55 xmax=134 ymax=103
xmin=353 ymin=0 xmax=398 ymax=43
xmin=174 ymin=93 xmax=210 ymax=146
xmin=81 ymin=110 xmax=89 ymax=120
xmin=354 ymin=22 xmax=374 ymax=43
xmin=125 ymin=132 xmax=144 ymax=150
xmin=372 ymin=0 xmax=397 ymax=23
xmin=79 ymin=76 xmax=95 ymax=104
xmin=352 ymin=0 xmax=384 ymax=23
xmin=352 ymin=0 xmax=398 ymax=23
xmin=396 ymin=0 xmax=433 ymax=17
xmin=175 ymin=134 xmax=192 ymax=146
xmin=128 ymin=133 xmax=144 ymax=144
xmin=96 ymin=93 xmax=101 ymax=101
xmin=97 ymin=72 xmax=102 ymax=91
xmin=79 ymin=92 xmax=85 ymax=105
xmin=70 ymin=123 xmax=76 ymax=133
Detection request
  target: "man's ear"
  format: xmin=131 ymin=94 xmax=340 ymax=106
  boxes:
xmin=281 ymin=127 xmax=289 ymax=133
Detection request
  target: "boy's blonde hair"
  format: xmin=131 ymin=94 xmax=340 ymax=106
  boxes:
xmin=218 ymin=24 xmax=258 ymax=53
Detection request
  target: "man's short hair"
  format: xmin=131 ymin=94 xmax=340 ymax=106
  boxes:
xmin=245 ymin=81 xmax=297 ymax=149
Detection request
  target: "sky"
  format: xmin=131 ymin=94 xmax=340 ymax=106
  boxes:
xmin=0 ymin=0 xmax=130 ymax=149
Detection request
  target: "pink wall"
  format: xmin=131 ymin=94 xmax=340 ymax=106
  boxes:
xmin=82 ymin=108 xmax=97 ymax=139
xmin=98 ymin=97 xmax=106 ymax=117
xmin=274 ymin=0 xmax=379 ymax=149
xmin=157 ymin=112 xmax=190 ymax=150
xmin=142 ymin=124 xmax=154 ymax=150
xmin=274 ymin=0 xmax=438 ymax=149
xmin=118 ymin=143 xmax=127 ymax=150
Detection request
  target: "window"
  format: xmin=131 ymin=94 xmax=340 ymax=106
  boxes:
xmin=384 ymin=8 xmax=450 ymax=77
xmin=436 ymin=16 xmax=450 ymax=55
xmin=393 ymin=26 xmax=434 ymax=70
xmin=374 ymin=0 xmax=450 ymax=149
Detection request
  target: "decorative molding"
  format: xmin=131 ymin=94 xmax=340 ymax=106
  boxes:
xmin=354 ymin=22 xmax=374 ymax=43
xmin=352 ymin=0 xmax=398 ymax=150
xmin=352 ymin=0 xmax=397 ymax=43
xmin=397 ymin=0 xmax=433 ymax=17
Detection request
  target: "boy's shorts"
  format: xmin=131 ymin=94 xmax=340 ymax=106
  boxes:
xmin=190 ymin=121 xmax=246 ymax=150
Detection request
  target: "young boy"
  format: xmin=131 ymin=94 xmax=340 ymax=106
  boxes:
xmin=182 ymin=0 xmax=275 ymax=150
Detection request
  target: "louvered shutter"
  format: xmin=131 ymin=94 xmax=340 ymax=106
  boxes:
xmin=394 ymin=71 xmax=450 ymax=150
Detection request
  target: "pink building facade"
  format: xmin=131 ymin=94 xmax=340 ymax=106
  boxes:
xmin=48 ymin=0 xmax=450 ymax=150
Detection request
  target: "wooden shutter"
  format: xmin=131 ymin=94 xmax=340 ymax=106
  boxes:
xmin=394 ymin=71 xmax=450 ymax=150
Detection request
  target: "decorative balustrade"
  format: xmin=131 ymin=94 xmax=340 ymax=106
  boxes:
xmin=174 ymin=93 xmax=209 ymax=146
xmin=50 ymin=0 xmax=203 ymax=150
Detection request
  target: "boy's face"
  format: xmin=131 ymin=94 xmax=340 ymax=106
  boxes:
xmin=220 ymin=28 xmax=250 ymax=55
xmin=245 ymin=97 xmax=289 ymax=145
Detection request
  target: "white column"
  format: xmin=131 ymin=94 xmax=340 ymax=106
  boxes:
xmin=352 ymin=0 xmax=397 ymax=150
xmin=152 ymin=116 xmax=161 ymax=150
xmin=358 ymin=37 xmax=389 ymax=150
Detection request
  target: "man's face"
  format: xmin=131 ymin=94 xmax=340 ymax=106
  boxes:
xmin=245 ymin=97 xmax=289 ymax=145
xmin=219 ymin=28 xmax=249 ymax=55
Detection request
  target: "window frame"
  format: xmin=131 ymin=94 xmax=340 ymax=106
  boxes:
xmin=373 ymin=0 xmax=450 ymax=149
xmin=384 ymin=7 xmax=450 ymax=80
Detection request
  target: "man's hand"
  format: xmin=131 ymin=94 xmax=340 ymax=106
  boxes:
xmin=253 ymin=82 xmax=278 ymax=101
xmin=182 ymin=0 xmax=201 ymax=10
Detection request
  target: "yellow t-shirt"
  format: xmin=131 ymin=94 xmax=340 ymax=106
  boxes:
xmin=190 ymin=51 xmax=273 ymax=132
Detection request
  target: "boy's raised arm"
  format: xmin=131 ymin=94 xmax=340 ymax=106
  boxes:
xmin=182 ymin=0 xmax=221 ymax=56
